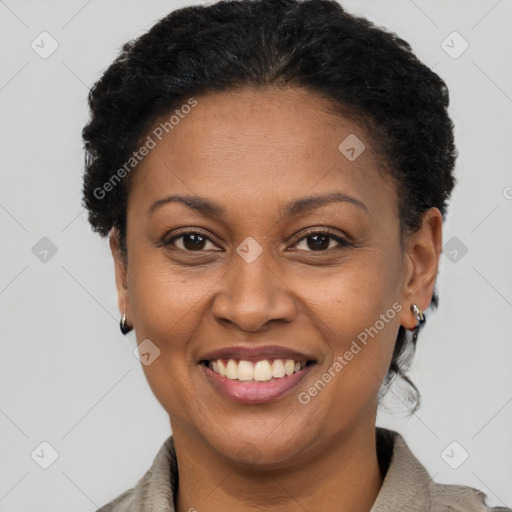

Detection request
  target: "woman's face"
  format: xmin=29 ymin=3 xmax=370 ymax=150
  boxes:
xmin=112 ymin=86 xmax=440 ymax=466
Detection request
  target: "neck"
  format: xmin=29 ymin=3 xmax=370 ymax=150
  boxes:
xmin=173 ymin=419 xmax=384 ymax=512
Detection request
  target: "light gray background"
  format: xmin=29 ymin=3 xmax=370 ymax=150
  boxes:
xmin=0 ymin=0 xmax=511 ymax=510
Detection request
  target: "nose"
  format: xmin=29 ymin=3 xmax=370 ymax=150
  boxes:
xmin=211 ymin=246 xmax=297 ymax=332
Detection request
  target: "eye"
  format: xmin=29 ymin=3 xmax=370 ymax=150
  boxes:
xmin=162 ymin=228 xmax=352 ymax=254
xmin=164 ymin=230 xmax=219 ymax=252
xmin=290 ymin=230 xmax=352 ymax=252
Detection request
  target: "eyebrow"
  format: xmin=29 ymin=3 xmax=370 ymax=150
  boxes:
xmin=148 ymin=192 xmax=369 ymax=218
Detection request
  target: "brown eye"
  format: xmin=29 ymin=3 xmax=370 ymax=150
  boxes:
xmin=292 ymin=230 xmax=351 ymax=252
xmin=166 ymin=231 xmax=217 ymax=251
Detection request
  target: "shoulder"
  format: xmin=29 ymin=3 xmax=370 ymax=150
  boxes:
xmin=95 ymin=488 xmax=135 ymax=512
xmin=94 ymin=435 xmax=177 ymax=512
xmin=372 ymin=428 xmax=511 ymax=512
xmin=426 ymin=479 xmax=511 ymax=511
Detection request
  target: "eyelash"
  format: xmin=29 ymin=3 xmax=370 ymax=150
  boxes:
xmin=162 ymin=228 xmax=352 ymax=254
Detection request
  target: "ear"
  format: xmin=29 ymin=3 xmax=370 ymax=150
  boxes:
xmin=399 ymin=207 xmax=443 ymax=331
xmin=109 ymin=227 xmax=129 ymax=319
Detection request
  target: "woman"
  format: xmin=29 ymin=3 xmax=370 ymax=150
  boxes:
xmin=82 ymin=0 xmax=510 ymax=510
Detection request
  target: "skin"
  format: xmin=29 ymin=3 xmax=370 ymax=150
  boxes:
xmin=109 ymin=86 xmax=442 ymax=512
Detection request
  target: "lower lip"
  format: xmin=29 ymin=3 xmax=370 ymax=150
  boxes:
xmin=200 ymin=363 xmax=316 ymax=403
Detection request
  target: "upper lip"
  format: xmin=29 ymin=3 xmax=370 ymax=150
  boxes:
xmin=198 ymin=345 xmax=317 ymax=363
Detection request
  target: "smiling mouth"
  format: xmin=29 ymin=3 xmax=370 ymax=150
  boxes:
xmin=200 ymin=358 xmax=316 ymax=382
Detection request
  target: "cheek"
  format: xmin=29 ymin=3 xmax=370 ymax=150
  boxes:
xmin=305 ymin=250 xmax=402 ymax=385
xmin=126 ymin=255 xmax=208 ymax=413
xmin=128 ymin=253 xmax=207 ymax=350
xmin=126 ymin=259 xmax=187 ymax=407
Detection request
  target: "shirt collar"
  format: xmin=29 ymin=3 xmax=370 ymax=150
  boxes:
xmin=128 ymin=427 xmax=432 ymax=511
xmin=370 ymin=428 xmax=432 ymax=511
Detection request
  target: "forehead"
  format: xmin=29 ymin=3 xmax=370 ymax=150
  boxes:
xmin=128 ymin=86 xmax=396 ymax=220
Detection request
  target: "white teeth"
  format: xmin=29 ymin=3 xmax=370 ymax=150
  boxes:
xmin=271 ymin=359 xmax=285 ymax=378
xmin=253 ymin=360 xmax=273 ymax=381
xmin=237 ymin=360 xmax=254 ymax=381
xmin=284 ymin=359 xmax=295 ymax=376
xmin=208 ymin=357 xmax=309 ymax=381
xmin=225 ymin=359 xmax=238 ymax=379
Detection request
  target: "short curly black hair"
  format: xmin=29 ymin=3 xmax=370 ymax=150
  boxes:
xmin=82 ymin=0 xmax=457 ymax=412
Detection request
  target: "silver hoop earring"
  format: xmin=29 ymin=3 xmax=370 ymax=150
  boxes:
xmin=120 ymin=311 xmax=133 ymax=335
xmin=410 ymin=303 xmax=425 ymax=344
xmin=410 ymin=303 xmax=425 ymax=325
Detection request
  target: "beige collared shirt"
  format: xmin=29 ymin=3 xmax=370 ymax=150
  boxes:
xmin=96 ymin=428 xmax=510 ymax=511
